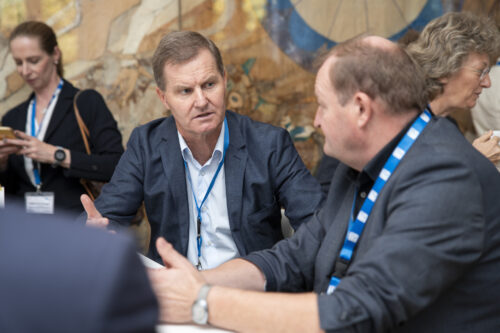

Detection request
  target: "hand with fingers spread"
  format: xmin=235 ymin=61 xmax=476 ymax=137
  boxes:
xmin=80 ymin=194 xmax=110 ymax=229
xmin=148 ymin=237 xmax=206 ymax=323
xmin=473 ymin=130 xmax=500 ymax=164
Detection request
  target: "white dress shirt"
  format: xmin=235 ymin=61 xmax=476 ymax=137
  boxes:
xmin=24 ymin=85 xmax=63 ymax=187
xmin=178 ymin=124 xmax=239 ymax=269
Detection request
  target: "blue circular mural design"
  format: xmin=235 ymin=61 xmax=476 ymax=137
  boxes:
xmin=261 ymin=0 xmax=447 ymax=71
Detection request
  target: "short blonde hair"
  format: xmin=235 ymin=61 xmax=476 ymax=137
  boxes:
xmin=407 ymin=12 xmax=500 ymax=100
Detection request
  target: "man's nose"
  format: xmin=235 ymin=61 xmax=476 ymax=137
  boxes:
xmin=193 ymin=88 xmax=208 ymax=108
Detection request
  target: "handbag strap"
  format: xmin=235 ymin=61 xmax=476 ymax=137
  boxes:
xmin=73 ymin=90 xmax=91 ymax=155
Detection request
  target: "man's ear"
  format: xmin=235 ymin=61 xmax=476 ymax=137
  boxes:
xmin=156 ymin=87 xmax=170 ymax=110
xmin=353 ymin=92 xmax=372 ymax=128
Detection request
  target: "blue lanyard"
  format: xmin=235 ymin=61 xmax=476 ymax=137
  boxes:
xmin=30 ymin=79 xmax=64 ymax=188
xmin=326 ymin=110 xmax=431 ymax=295
xmin=184 ymin=117 xmax=229 ymax=270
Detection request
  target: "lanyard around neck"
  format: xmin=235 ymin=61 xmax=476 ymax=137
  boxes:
xmin=30 ymin=79 xmax=64 ymax=188
xmin=326 ymin=109 xmax=432 ymax=294
xmin=184 ymin=117 xmax=229 ymax=270
xmin=31 ymin=79 xmax=64 ymax=138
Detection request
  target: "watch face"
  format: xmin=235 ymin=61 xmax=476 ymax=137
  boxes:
xmin=192 ymin=299 xmax=208 ymax=324
xmin=55 ymin=149 xmax=66 ymax=162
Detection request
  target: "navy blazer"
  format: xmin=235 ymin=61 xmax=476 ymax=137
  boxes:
xmin=247 ymin=116 xmax=500 ymax=332
xmin=95 ymin=110 xmax=324 ymax=262
xmin=0 ymin=80 xmax=123 ymax=215
xmin=0 ymin=206 xmax=158 ymax=332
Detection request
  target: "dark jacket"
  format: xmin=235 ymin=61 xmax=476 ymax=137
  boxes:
xmin=94 ymin=110 xmax=324 ymax=262
xmin=0 ymin=80 xmax=123 ymax=215
xmin=247 ymin=116 xmax=500 ymax=332
xmin=0 ymin=206 xmax=158 ymax=332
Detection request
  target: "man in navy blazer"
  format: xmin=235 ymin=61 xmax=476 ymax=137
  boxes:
xmin=148 ymin=36 xmax=500 ymax=332
xmin=82 ymin=31 xmax=323 ymax=267
xmin=0 ymin=205 xmax=158 ymax=332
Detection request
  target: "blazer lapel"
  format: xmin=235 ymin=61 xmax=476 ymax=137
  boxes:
xmin=43 ymin=80 xmax=77 ymax=142
xmin=159 ymin=117 xmax=190 ymax=255
xmin=224 ymin=111 xmax=248 ymax=254
xmin=10 ymin=98 xmax=31 ymax=131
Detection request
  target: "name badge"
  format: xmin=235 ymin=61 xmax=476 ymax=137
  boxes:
xmin=25 ymin=191 xmax=55 ymax=214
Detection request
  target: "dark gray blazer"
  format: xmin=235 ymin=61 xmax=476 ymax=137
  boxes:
xmin=247 ymin=116 xmax=500 ymax=332
xmin=94 ymin=110 xmax=324 ymax=262
xmin=0 ymin=206 xmax=158 ymax=333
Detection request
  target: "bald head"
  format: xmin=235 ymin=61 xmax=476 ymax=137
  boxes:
xmin=321 ymin=35 xmax=428 ymax=114
xmin=363 ymin=35 xmax=397 ymax=50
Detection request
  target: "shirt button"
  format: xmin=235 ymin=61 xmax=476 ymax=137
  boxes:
xmin=360 ymin=192 xmax=367 ymax=198
xmin=202 ymin=206 xmax=207 ymax=212
xmin=200 ymin=171 xmax=205 ymax=176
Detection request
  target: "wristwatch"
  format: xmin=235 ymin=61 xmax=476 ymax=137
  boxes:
xmin=53 ymin=147 xmax=66 ymax=167
xmin=192 ymin=284 xmax=212 ymax=325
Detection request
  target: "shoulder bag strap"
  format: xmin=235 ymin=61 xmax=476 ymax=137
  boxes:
xmin=73 ymin=90 xmax=91 ymax=155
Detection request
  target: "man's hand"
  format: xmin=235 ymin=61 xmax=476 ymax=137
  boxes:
xmin=148 ymin=237 xmax=206 ymax=323
xmin=472 ymin=130 xmax=500 ymax=164
xmin=81 ymin=194 xmax=110 ymax=229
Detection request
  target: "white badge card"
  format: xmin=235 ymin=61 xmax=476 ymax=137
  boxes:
xmin=0 ymin=186 xmax=4 ymax=208
xmin=25 ymin=191 xmax=54 ymax=214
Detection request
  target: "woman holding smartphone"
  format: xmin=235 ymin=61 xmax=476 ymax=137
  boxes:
xmin=0 ymin=21 xmax=124 ymax=216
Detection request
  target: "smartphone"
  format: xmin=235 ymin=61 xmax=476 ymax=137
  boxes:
xmin=0 ymin=126 xmax=16 ymax=140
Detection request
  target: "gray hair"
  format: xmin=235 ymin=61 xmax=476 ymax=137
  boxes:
xmin=406 ymin=12 xmax=500 ymax=100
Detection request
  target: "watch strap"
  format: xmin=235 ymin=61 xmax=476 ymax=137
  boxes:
xmin=197 ymin=284 xmax=212 ymax=302
xmin=192 ymin=284 xmax=212 ymax=324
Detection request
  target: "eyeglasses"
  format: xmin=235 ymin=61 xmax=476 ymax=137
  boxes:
xmin=464 ymin=66 xmax=490 ymax=81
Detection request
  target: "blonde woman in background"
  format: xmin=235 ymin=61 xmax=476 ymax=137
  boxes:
xmin=0 ymin=21 xmax=123 ymax=216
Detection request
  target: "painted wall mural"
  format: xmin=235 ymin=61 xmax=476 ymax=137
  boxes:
xmin=0 ymin=0 xmax=494 ymax=171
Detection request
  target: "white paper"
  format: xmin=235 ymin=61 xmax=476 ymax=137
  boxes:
xmin=0 ymin=186 xmax=4 ymax=208
xmin=138 ymin=253 xmax=164 ymax=269
xmin=492 ymin=130 xmax=500 ymax=145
